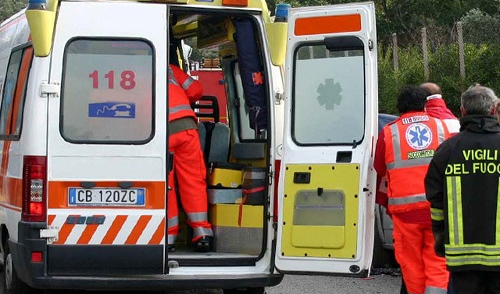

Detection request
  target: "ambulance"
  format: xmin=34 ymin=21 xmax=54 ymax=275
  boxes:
xmin=0 ymin=0 xmax=379 ymax=293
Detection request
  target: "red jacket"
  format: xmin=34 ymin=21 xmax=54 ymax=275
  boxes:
xmin=168 ymin=65 xmax=203 ymax=122
xmin=425 ymin=95 xmax=460 ymax=133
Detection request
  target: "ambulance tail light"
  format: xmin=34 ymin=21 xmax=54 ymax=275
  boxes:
xmin=273 ymin=159 xmax=281 ymax=222
xmin=22 ymin=156 xmax=47 ymax=222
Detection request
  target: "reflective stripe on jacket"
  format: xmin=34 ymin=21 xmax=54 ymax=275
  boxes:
xmin=168 ymin=65 xmax=202 ymax=122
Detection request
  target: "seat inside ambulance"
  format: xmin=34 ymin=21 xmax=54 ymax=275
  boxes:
xmin=192 ymin=95 xmax=230 ymax=164
xmin=168 ymin=10 xmax=270 ymax=263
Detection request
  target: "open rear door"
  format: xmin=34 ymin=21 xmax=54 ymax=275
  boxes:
xmin=275 ymin=2 xmax=378 ymax=275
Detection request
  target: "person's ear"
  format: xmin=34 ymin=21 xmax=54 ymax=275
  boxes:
xmin=490 ymin=105 xmax=497 ymax=116
xmin=460 ymin=106 xmax=467 ymax=116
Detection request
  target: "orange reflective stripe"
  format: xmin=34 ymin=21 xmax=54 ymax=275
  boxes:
xmin=48 ymin=214 xmax=56 ymax=225
xmin=1 ymin=142 xmax=11 ymax=180
xmin=0 ymin=177 xmax=22 ymax=209
xmin=54 ymin=218 xmax=76 ymax=244
xmin=295 ymin=14 xmax=361 ymax=36
xmin=149 ymin=218 xmax=165 ymax=244
xmin=77 ymin=217 xmax=102 ymax=244
xmin=101 ymin=215 xmax=127 ymax=245
xmin=125 ymin=215 xmax=152 ymax=244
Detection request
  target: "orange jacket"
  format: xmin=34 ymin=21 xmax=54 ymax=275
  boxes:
xmin=168 ymin=65 xmax=203 ymax=122
xmin=383 ymin=112 xmax=450 ymax=214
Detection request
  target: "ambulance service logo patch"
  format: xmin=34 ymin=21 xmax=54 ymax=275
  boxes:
xmin=406 ymin=123 xmax=432 ymax=150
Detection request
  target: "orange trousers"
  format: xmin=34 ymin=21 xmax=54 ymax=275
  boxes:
xmin=168 ymin=128 xmax=213 ymax=244
xmin=392 ymin=216 xmax=449 ymax=294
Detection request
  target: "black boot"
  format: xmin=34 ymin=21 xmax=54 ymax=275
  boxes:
xmin=167 ymin=244 xmax=176 ymax=252
xmin=193 ymin=236 xmax=212 ymax=252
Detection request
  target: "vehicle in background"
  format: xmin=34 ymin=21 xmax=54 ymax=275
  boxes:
xmin=372 ymin=113 xmax=398 ymax=268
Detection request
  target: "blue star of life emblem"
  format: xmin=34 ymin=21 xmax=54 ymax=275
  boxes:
xmin=405 ymin=123 xmax=432 ymax=150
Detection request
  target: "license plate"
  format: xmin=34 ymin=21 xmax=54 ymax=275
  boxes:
xmin=68 ymin=188 xmax=145 ymax=206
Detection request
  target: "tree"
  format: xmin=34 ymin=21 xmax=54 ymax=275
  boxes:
xmin=461 ymin=8 xmax=500 ymax=45
xmin=1 ymin=0 xmax=28 ymax=23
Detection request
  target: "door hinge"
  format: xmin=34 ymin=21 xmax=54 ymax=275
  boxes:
xmin=268 ymin=170 xmax=274 ymax=185
xmin=40 ymin=227 xmax=58 ymax=243
xmin=40 ymin=81 xmax=60 ymax=98
xmin=274 ymin=92 xmax=284 ymax=105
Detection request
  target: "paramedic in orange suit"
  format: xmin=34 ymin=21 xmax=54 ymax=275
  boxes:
xmin=168 ymin=63 xmax=213 ymax=252
xmin=374 ymin=86 xmax=451 ymax=294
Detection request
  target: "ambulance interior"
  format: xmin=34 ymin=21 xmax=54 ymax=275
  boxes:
xmin=168 ymin=8 xmax=272 ymax=262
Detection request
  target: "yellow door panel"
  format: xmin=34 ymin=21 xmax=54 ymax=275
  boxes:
xmin=281 ymin=164 xmax=359 ymax=258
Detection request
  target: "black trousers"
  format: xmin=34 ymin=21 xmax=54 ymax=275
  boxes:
xmin=452 ymin=271 xmax=500 ymax=294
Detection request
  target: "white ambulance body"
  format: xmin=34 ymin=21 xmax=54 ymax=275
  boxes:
xmin=0 ymin=0 xmax=378 ymax=293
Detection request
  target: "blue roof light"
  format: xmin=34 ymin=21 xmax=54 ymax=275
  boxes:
xmin=275 ymin=3 xmax=291 ymax=22
xmin=28 ymin=0 xmax=47 ymax=10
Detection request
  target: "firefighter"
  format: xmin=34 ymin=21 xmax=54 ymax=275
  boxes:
xmin=374 ymin=86 xmax=451 ymax=294
xmin=167 ymin=63 xmax=214 ymax=252
xmin=425 ymin=85 xmax=500 ymax=293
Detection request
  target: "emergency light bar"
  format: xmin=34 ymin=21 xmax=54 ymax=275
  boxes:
xmin=28 ymin=0 xmax=47 ymax=10
xmin=274 ymin=3 xmax=290 ymax=22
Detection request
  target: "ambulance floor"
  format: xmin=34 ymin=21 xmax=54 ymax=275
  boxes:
xmin=169 ymin=247 xmax=258 ymax=258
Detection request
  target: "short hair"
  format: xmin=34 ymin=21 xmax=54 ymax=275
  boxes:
xmin=461 ymin=85 xmax=498 ymax=115
xmin=396 ymin=86 xmax=427 ymax=114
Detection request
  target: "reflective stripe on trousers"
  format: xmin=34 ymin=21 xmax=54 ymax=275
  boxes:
xmin=407 ymin=286 xmax=447 ymax=294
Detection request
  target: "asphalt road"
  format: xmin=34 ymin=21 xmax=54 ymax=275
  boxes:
xmin=266 ymin=272 xmax=402 ymax=294
xmin=4 ymin=271 xmax=401 ymax=294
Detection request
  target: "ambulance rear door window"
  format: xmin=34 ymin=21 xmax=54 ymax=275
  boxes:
xmin=61 ymin=38 xmax=154 ymax=144
xmin=292 ymin=42 xmax=365 ymax=146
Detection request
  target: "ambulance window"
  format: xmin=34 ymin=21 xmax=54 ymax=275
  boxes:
xmin=61 ymin=39 xmax=154 ymax=144
xmin=0 ymin=45 xmax=33 ymax=139
xmin=292 ymin=43 xmax=365 ymax=145
xmin=233 ymin=63 xmax=255 ymax=140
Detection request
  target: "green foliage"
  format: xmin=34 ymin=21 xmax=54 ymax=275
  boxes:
xmin=461 ymin=9 xmax=500 ymax=45
xmin=378 ymin=46 xmax=425 ymax=114
xmin=378 ymin=42 xmax=500 ymax=116
xmin=0 ymin=0 xmax=27 ymax=23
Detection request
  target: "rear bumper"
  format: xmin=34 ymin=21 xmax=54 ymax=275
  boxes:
xmin=11 ymin=222 xmax=283 ymax=291
xmin=20 ymin=268 xmax=284 ymax=291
